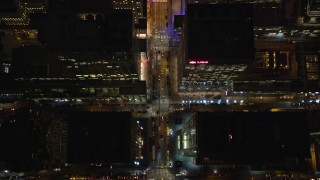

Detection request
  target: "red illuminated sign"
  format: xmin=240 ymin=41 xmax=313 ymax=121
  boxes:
xmin=188 ymin=60 xmax=209 ymax=64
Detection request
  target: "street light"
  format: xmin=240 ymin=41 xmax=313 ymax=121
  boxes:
xmin=134 ymin=161 xmax=140 ymax=166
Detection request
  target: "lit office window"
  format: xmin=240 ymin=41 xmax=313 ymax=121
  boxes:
xmin=306 ymin=55 xmax=319 ymax=80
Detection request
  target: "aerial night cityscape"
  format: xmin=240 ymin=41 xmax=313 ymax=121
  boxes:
xmin=2 ymin=0 xmax=320 ymax=179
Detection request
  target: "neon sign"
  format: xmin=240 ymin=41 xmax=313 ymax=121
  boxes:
xmin=188 ymin=60 xmax=209 ymax=64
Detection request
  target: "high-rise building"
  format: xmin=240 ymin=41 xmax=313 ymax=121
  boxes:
xmin=177 ymin=3 xmax=253 ymax=95
xmin=112 ymin=0 xmax=146 ymax=25
xmin=67 ymin=112 xmax=146 ymax=164
xmin=0 ymin=109 xmax=37 ymax=171
xmin=176 ymin=0 xmax=320 ymax=102
xmin=185 ymin=4 xmax=254 ymax=65
xmin=0 ymin=0 xmax=147 ymax=104
xmin=0 ymin=0 xmax=47 ymax=26
xmin=177 ymin=112 xmax=311 ymax=170
xmin=47 ymin=116 xmax=68 ymax=167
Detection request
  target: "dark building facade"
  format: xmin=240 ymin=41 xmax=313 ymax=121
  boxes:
xmin=35 ymin=9 xmax=132 ymax=51
xmin=186 ymin=4 xmax=254 ymax=65
xmin=66 ymin=112 xmax=148 ymax=166
xmin=177 ymin=112 xmax=311 ymax=170
xmin=67 ymin=112 xmax=132 ymax=164
xmin=0 ymin=108 xmax=45 ymax=171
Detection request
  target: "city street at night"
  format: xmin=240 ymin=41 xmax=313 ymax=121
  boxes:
xmin=2 ymin=0 xmax=320 ymax=180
